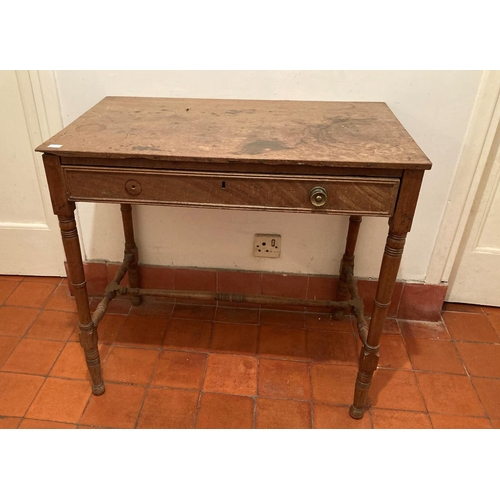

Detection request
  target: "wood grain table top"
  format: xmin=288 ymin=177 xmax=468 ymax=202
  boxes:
xmin=36 ymin=96 xmax=431 ymax=170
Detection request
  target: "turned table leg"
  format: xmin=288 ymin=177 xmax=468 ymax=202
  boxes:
xmin=58 ymin=208 xmax=105 ymax=395
xmin=336 ymin=215 xmax=362 ymax=303
xmin=121 ymin=204 xmax=142 ymax=306
xmin=334 ymin=215 xmax=362 ymax=320
xmin=349 ymin=228 xmax=406 ymax=418
xmin=348 ymin=170 xmax=424 ymax=419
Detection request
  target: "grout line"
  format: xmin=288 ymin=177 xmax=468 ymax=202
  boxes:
xmin=5 ymin=280 xmax=500 ymax=428
xmin=0 ymin=280 xmax=21 ymax=306
xmin=253 ymin=356 xmax=261 ymax=429
xmin=193 ymin=327 xmax=212 ymax=429
xmin=308 ymin=362 xmax=314 ymax=429
xmin=0 ymin=337 xmax=21 ymax=371
xmin=134 ymin=295 xmax=175 ymax=429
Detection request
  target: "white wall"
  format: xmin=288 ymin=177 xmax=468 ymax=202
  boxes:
xmin=54 ymin=71 xmax=482 ymax=281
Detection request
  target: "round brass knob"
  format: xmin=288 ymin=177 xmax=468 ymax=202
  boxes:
xmin=309 ymin=186 xmax=328 ymax=207
xmin=125 ymin=179 xmax=142 ymax=196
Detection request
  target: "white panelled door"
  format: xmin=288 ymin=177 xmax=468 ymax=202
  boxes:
xmin=448 ymin=115 xmax=500 ymax=306
xmin=0 ymin=70 xmax=66 ymax=276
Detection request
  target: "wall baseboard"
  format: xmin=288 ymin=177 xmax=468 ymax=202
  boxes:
xmin=68 ymin=261 xmax=447 ymax=322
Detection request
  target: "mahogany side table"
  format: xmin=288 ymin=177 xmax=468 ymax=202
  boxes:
xmin=36 ymin=97 xmax=431 ymax=419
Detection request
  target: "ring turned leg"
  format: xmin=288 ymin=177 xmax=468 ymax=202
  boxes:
xmin=58 ymin=209 xmax=105 ymax=395
xmin=121 ymin=204 xmax=142 ymax=306
xmin=335 ymin=216 xmax=362 ymax=318
xmin=349 ymin=229 xmax=407 ymax=419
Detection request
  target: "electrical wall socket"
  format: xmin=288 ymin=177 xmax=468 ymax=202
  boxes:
xmin=254 ymin=234 xmax=281 ymax=258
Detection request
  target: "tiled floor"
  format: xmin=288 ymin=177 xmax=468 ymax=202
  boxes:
xmin=1 ymin=275 xmax=499 ymax=429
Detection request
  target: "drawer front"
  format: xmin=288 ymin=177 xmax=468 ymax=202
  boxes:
xmin=63 ymin=167 xmax=400 ymax=216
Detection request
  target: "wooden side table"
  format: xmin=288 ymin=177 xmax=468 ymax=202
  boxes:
xmin=36 ymin=97 xmax=431 ymax=419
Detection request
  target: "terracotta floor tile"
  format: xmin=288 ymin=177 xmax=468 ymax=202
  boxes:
xmin=0 ymin=417 xmax=21 ymax=428
xmin=371 ymin=409 xmax=432 ymax=429
xmin=175 ymin=268 xmax=216 ymax=292
xmin=196 ymin=393 xmax=254 ymax=429
xmin=0 ymin=372 xmax=44 ymax=416
xmin=399 ymin=320 xmax=450 ymax=340
xmin=80 ymin=383 xmax=146 ymax=428
xmin=260 ymin=309 xmax=305 ymax=328
xmin=23 ymin=276 xmax=62 ymax=285
xmin=172 ymin=304 xmax=215 ymax=321
xmin=258 ymin=359 xmax=310 ymax=400
xmin=26 ymin=378 xmax=91 ymax=423
xmin=310 ymin=364 xmax=358 ymax=405
xmin=416 ymin=372 xmax=484 ymax=416
xmin=137 ymin=387 xmax=199 ymax=428
xmin=378 ymin=335 xmax=412 ymax=370
xmin=164 ymin=319 xmax=212 ymax=352
xmin=215 ymin=307 xmax=259 ymax=325
xmin=455 ymin=343 xmax=500 ymax=378
xmin=370 ymin=370 xmax=426 ymax=412
xmin=44 ymin=284 xmax=77 ymax=312
xmin=204 ymin=353 xmax=257 ymax=396
xmin=218 ymin=270 xmax=262 ymax=295
xmin=354 ymin=317 xmax=401 ymax=336
xmin=308 ymin=330 xmax=357 ymax=365
xmin=261 ymin=274 xmax=307 ymax=300
xmin=1 ymin=339 xmax=64 ymax=375
xmin=19 ymin=419 xmax=76 ymax=429
xmin=93 ymin=314 xmax=126 ymax=344
xmin=0 ymin=275 xmax=23 ymax=281
xmin=472 ymin=378 xmax=500 ymax=419
xmin=0 ymin=280 xmax=19 ymax=304
xmin=405 ymin=338 xmax=465 ymax=374
xmin=398 ymin=283 xmax=447 ymax=322
xmin=138 ymin=265 xmax=174 ymax=290
xmin=492 ymin=420 xmax=500 ymax=429
xmin=482 ymin=306 xmax=500 ymax=316
xmin=306 ymin=276 xmax=337 ymax=302
xmin=259 ymin=325 xmax=308 ymax=360
xmin=103 ymin=346 xmax=159 ymax=385
xmin=442 ymin=311 xmax=499 ymax=343
xmin=210 ymin=323 xmax=259 ymax=355
xmin=0 ymin=336 xmax=20 ymax=367
xmin=313 ymin=403 xmax=372 ymax=428
xmin=376 ymin=318 xmax=401 ymax=336
xmin=0 ymin=306 xmax=40 ymax=337
xmin=305 ymin=313 xmax=353 ymax=332
xmin=50 ymin=343 xmax=110 ymax=381
xmin=26 ymin=310 xmax=78 ymax=342
xmin=115 ymin=315 xmax=167 ymax=348
xmin=429 ymin=414 xmax=492 ymax=429
xmin=129 ymin=297 xmax=174 ymax=318
xmin=151 ymin=350 xmax=206 ymax=389
xmin=443 ymin=302 xmax=485 ymax=314
xmin=5 ymin=281 xmax=56 ymax=308
xmin=256 ymin=398 xmax=311 ymax=429
xmin=487 ymin=314 xmax=500 ymax=336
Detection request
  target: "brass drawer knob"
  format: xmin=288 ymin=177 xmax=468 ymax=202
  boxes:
xmin=309 ymin=186 xmax=328 ymax=207
xmin=125 ymin=179 xmax=142 ymax=196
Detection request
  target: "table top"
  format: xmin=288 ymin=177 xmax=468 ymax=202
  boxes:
xmin=36 ymin=96 xmax=431 ymax=170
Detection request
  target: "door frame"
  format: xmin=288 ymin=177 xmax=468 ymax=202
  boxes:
xmin=426 ymin=70 xmax=500 ymax=289
xmin=4 ymin=71 xmax=85 ymax=275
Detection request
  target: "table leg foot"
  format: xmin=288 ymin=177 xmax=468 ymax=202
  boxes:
xmin=349 ymin=405 xmax=365 ymax=419
xmin=80 ymin=322 xmax=105 ymax=395
xmin=335 ymin=215 xmax=362 ymax=319
xmin=131 ymin=296 xmax=142 ymax=306
xmin=121 ymin=204 xmax=142 ymax=307
xmin=92 ymin=383 xmax=106 ymax=396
